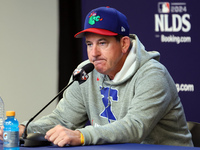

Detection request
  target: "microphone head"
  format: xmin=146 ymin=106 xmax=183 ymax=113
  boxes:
xmin=82 ymin=63 xmax=94 ymax=74
xmin=73 ymin=63 xmax=94 ymax=84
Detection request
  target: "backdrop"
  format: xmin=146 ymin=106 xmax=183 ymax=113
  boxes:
xmin=0 ymin=0 xmax=58 ymax=123
xmin=80 ymin=0 xmax=200 ymax=122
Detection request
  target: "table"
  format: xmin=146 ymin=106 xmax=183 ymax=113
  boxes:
xmin=1 ymin=140 xmax=200 ymax=150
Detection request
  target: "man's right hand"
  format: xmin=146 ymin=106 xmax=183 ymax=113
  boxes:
xmin=0 ymin=126 xmax=4 ymax=141
xmin=19 ymin=125 xmax=26 ymax=137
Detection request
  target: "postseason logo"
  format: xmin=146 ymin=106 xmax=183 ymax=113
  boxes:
xmin=154 ymin=2 xmax=191 ymax=44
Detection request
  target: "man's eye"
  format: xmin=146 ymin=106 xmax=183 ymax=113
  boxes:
xmin=87 ymin=43 xmax=92 ymax=47
xmin=100 ymin=42 xmax=106 ymax=45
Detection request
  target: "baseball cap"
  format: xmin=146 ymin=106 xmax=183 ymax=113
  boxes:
xmin=74 ymin=6 xmax=129 ymax=38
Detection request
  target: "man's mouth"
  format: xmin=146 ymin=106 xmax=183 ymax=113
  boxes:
xmin=93 ymin=59 xmax=105 ymax=65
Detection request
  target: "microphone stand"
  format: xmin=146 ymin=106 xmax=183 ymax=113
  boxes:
xmin=20 ymin=63 xmax=94 ymax=146
xmin=22 ymin=79 xmax=75 ymax=139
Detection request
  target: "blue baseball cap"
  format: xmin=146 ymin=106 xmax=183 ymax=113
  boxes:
xmin=74 ymin=6 xmax=129 ymax=38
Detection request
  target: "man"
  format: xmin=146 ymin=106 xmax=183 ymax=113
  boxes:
xmin=0 ymin=6 xmax=193 ymax=147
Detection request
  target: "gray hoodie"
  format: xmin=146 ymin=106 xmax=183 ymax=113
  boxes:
xmin=24 ymin=34 xmax=193 ymax=146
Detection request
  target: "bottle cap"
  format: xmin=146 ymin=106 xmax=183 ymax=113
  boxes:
xmin=6 ymin=111 xmax=15 ymax=116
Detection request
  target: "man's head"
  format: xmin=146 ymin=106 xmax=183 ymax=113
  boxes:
xmin=75 ymin=7 xmax=131 ymax=79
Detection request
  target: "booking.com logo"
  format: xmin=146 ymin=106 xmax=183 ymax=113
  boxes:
xmin=176 ymin=83 xmax=194 ymax=92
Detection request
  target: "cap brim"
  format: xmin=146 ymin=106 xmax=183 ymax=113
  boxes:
xmin=74 ymin=28 xmax=118 ymax=38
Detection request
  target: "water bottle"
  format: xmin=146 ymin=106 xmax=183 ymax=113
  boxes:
xmin=3 ymin=111 xmax=19 ymax=150
xmin=0 ymin=97 xmax=5 ymax=128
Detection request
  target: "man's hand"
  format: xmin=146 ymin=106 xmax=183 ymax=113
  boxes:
xmin=45 ymin=125 xmax=82 ymax=147
xmin=19 ymin=125 xmax=25 ymax=137
xmin=0 ymin=126 xmax=4 ymax=141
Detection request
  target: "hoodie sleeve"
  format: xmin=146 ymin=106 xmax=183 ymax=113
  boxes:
xmin=21 ymin=60 xmax=92 ymax=134
xmin=21 ymin=79 xmax=89 ymax=134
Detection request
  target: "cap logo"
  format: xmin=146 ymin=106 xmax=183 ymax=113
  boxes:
xmin=121 ymin=26 xmax=126 ymax=32
xmin=88 ymin=12 xmax=103 ymax=25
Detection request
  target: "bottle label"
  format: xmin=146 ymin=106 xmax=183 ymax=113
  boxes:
xmin=3 ymin=131 xmax=19 ymax=147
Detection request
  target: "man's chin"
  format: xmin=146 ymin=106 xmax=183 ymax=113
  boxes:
xmin=95 ymin=67 xmax=105 ymax=74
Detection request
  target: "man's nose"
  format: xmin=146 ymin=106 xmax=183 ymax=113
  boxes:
xmin=92 ymin=45 xmax=100 ymax=56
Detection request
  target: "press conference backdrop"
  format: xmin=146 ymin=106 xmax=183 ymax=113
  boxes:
xmin=0 ymin=0 xmax=199 ymax=125
xmin=0 ymin=0 xmax=58 ymax=123
xmin=81 ymin=0 xmax=200 ymax=122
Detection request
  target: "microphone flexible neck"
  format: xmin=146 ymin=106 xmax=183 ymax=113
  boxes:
xmin=22 ymin=63 xmax=94 ymax=139
xmin=22 ymin=80 xmax=75 ymax=139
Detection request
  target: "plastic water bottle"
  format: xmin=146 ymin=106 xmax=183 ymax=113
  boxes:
xmin=0 ymin=97 xmax=5 ymax=128
xmin=3 ymin=111 xmax=19 ymax=150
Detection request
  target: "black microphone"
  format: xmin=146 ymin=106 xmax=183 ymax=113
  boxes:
xmin=20 ymin=63 xmax=94 ymax=147
xmin=73 ymin=62 xmax=94 ymax=84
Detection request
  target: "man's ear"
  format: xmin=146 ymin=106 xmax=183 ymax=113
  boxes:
xmin=121 ymin=36 xmax=131 ymax=54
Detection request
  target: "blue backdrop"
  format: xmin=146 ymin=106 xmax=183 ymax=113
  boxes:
xmin=81 ymin=0 xmax=200 ymax=122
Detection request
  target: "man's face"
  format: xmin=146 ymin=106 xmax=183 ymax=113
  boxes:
xmin=85 ymin=33 xmax=125 ymax=79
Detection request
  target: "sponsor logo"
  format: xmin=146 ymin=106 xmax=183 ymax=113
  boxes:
xmin=3 ymin=132 xmax=8 ymax=140
xmin=176 ymin=83 xmax=194 ymax=92
xmin=154 ymin=2 xmax=191 ymax=44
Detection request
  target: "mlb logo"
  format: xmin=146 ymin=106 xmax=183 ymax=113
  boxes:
xmin=158 ymin=2 xmax=170 ymax=13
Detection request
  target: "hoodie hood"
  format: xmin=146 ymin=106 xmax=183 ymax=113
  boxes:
xmin=104 ymin=34 xmax=160 ymax=85
xmin=77 ymin=34 xmax=160 ymax=86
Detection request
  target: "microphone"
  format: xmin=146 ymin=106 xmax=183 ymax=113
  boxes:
xmin=73 ymin=62 xmax=94 ymax=84
xmin=20 ymin=63 xmax=94 ymax=147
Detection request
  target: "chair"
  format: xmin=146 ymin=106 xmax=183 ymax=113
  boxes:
xmin=187 ymin=121 xmax=200 ymax=147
